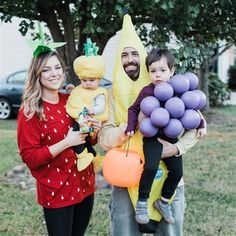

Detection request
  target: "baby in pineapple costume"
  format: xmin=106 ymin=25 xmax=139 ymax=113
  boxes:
xmin=66 ymin=38 xmax=108 ymax=173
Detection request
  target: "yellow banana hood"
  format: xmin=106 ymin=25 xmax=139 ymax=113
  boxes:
xmin=113 ymin=14 xmax=150 ymax=125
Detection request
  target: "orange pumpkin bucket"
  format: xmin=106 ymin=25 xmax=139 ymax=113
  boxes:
xmin=103 ymin=147 xmax=143 ymax=187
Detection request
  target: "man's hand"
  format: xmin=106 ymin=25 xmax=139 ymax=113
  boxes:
xmin=158 ymin=138 xmax=179 ymax=158
xmin=196 ymin=127 xmax=207 ymax=139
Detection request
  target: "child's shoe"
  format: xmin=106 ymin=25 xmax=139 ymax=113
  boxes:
xmin=154 ymin=200 xmax=175 ymax=224
xmin=135 ymin=201 xmax=149 ymax=224
xmin=76 ymin=149 xmax=94 ymax=171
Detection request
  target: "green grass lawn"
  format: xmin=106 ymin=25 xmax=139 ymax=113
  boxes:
xmin=0 ymin=106 xmax=236 ymax=236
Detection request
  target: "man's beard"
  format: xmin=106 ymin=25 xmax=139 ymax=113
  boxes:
xmin=124 ymin=62 xmax=140 ymax=81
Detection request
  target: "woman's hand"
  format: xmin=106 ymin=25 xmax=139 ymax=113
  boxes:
xmin=65 ymin=128 xmax=88 ymax=147
xmin=49 ymin=128 xmax=88 ymax=157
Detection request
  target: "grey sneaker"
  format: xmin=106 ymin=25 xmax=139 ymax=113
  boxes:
xmin=154 ymin=200 xmax=175 ymax=224
xmin=135 ymin=201 xmax=149 ymax=224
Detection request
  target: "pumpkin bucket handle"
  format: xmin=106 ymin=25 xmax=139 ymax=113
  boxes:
xmin=123 ymin=137 xmax=131 ymax=157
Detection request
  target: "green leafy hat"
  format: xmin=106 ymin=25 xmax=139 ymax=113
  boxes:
xmin=27 ymin=22 xmax=66 ymax=57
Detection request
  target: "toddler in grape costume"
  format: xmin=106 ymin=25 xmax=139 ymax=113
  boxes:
xmin=125 ymin=48 xmax=206 ymax=224
xmin=66 ymin=38 xmax=108 ymax=173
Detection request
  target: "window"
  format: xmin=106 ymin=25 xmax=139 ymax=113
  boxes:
xmin=7 ymin=71 xmax=27 ymax=85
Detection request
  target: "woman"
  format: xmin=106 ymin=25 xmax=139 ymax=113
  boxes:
xmin=17 ymin=50 xmax=101 ymax=236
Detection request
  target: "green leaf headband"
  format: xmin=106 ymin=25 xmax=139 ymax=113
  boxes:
xmin=27 ymin=22 xmax=66 ymax=57
xmin=83 ymin=38 xmax=99 ymax=56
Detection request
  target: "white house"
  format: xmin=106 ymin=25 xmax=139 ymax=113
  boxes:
xmin=0 ymin=17 xmax=32 ymax=77
xmin=217 ymin=41 xmax=236 ymax=83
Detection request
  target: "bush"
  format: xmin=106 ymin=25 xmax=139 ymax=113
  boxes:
xmin=228 ymin=64 xmax=236 ymax=89
xmin=208 ymin=73 xmax=231 ymax=107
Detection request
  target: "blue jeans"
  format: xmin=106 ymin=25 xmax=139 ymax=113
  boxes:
xmin=110 ymin=185 xmax=185 ymax=236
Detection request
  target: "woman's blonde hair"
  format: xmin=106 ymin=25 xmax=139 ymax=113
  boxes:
xmin=22 ymin=51 xmax=65 ymax=120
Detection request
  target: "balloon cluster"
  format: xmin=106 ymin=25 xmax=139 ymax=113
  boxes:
xmin=139 ymin=72 xmax=206 ymax=138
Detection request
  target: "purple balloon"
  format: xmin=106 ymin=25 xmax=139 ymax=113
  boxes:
xmin=181 ymin=91 xmax=200 ymax=110
xmin=139 ymin=117 xmax=159 ymax=137
xmin=180 ymin=109 xmax=201 ymax=130
xmin=184 ymin=72 xmax=199 ymax=90
xmin=150 ymin=107 xmax=170 ymax=128
xmin=163 ymin=119 xmax=184 ymax=138
xmin=194 ymin=90 xmax=207 ymax=110
xmin=165 ymin=97 xmax=185 ymax=118
xmin=170 ymin=74 xmax=190 ymax=94
xmin=140 ymin=96 xmax=160 ymax=117
xmin=154 ymin=82 xmax=174 ymax=102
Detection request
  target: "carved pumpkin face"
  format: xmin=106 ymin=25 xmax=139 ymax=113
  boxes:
xmin=103 ymin=148 xmax=143 ymax=187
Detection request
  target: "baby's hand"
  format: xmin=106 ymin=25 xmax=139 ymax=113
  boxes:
xmin=87 ymin=107 xmax=95 ymax=116
xmin=126 ymin=131 xmax=135 ymax=137
xmin=196 ymin=127 xmax=207 ymax=139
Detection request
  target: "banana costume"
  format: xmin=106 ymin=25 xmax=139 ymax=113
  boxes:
xmin=66 ymin=38 xmax=108 ymax=173
xmin=113 ymin=14 xmax=169 ymax=222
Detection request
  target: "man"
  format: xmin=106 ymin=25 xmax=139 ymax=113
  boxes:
xmin=98 ymin=14 xmax=200 ymax=236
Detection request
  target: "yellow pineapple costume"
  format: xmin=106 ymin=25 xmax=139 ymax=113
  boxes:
xmin=112 ymin=14 xmax=170 ymax=222
xmin=66 ymin=38 xmax=108 ymax=173
xmin=66 ymin=86 xmax=108 ymax=122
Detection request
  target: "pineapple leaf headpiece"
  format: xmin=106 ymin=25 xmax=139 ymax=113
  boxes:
xmin=83 ymin=38 xmax=99 ymax=56
xmin=27 ymin=22 xmax=66 ymax=57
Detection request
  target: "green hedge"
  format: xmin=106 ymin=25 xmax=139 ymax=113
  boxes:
xmin=208 ymin=73 xmax=231 ymax=106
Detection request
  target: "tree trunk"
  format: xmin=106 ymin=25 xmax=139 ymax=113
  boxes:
xmin=56 ymin=3 xmax=78 ymax=85
xmin=77 ymin=0 xmax=89 ymax=55
xmin=37 ymin=1 xmax=118 ymax=85
xmin=38 ymin=2 xmax=78 ymax=85
xmin=199 ymin=60 xmax=210 ymax=109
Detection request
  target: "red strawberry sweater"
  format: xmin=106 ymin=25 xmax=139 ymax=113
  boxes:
xmin=17 ymin=93 xmax=95 ymax=208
